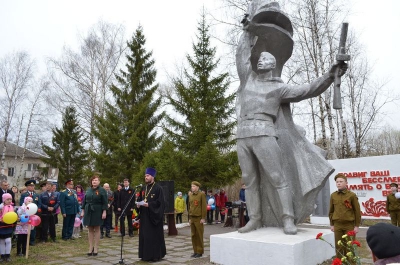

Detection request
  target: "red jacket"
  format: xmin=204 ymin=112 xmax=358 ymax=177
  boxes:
xmin=215 ymin=192 xmax=228 ymax=209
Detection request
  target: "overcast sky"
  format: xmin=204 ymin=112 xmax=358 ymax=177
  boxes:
xmin=1 ymin=0 xmax=399 ymax=127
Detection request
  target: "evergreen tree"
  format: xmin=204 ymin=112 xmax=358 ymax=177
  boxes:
xmin=42 ymin=106 xmax=89 ymax=185
xmin=93 ymin=26 xmax=164 ymax=184
xmin=163 ymin=12 xmax=239 ymax=188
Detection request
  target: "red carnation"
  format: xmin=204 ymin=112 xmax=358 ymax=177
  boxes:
xmin=332 ymin=258 xmax=342 ymax=265
xmin=351 ymin=240 xmax=361 ymax=247
xmin=347 ymin=230 xmax=356 ymax=237
xmin=316 ymin=232 xmax=323 ymax=239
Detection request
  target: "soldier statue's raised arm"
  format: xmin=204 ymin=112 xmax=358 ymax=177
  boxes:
xmin=236 ymin=1 xmax=348 ymax=234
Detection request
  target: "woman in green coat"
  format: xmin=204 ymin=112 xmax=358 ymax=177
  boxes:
xmin=81 ymin=175 xmax=107 ymax=256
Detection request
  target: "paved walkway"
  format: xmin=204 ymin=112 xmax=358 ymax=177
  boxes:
xmin=44 ymin=223 xmax=372 ymax=265
xmin=44 ymin=223 xmax=233 ymax=265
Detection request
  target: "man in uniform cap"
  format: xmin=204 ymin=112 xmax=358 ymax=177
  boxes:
xmin=59 ymin=179 xmax=79 ymax=240
xmin=136 ymin=167 xmax=166 ymax=262
xmin=367 ymin=222 xmax=400 ymax=263
xmin=329 ymin=173 xmax=361 ymax=258
xmin=386 ymin=183 xmax=400 ymax=226
xmin=20 ymin=180 xmax=39 ymax=245
xmin=189 ymin=181 xmax=207 ymax=258
xmin=39 ymin=181 xmax=47 ymax=192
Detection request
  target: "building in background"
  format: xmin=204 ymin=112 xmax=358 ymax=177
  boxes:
xmin=0 ymin=140 xmax=48 ymax=187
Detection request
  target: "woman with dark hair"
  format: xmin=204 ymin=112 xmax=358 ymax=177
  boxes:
xmin=75 ymin=184 xmax=85 ymax=203
xmin=11 ymin=186 xmax=19 ymax=205
xmin=81 ymin=176 xmax=107 ymax=256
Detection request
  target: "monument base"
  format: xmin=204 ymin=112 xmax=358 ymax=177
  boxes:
xmin=210 ymin=227 xmax=335 ymax=265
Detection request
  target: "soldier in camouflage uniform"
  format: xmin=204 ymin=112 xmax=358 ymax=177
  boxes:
xmin=329 ymin=173 xmax=361 ymax=258
xmin=386 ymin=183 xmax=400 ymax=226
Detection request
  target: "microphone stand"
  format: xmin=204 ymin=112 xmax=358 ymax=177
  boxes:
xmin=115 ymin=185 xmax=140 ymax=265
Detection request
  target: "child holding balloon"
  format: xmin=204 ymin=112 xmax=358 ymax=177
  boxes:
xmin=206 ymin=190 xmax=216 ymax=224
xmin=72 ymin=201 xmax=82 ymax=239
xmin=16 ymin=197 xmax=34 ymax=256
xmin=0 ymin=193 xmax=15 ymax=262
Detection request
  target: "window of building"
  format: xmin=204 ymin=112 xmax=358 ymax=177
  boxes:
xmin=7 ymin=167 xmax=14 ymax=177
xmin=27 ymin=164 xmax=39 ymax=171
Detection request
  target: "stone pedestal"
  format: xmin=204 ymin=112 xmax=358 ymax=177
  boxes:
xmin=210 ymin=227 xmax=334 ymax=265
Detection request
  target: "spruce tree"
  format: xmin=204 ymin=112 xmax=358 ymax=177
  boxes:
xmin=93 ymin=26 xmax=163 ymax=183
xmin=164 ymin=12 xmax=239 ymax=188
xmin=42 ymin=106 xmax=89 ymax=185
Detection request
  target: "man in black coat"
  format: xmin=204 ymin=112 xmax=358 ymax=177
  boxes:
xmin=113 ymin=183 xmax=122 ymax=232
xmin=117 ymin=179 xmax=135 ymax=237
xmin=0 ymin=180 xmax=15 ymax=205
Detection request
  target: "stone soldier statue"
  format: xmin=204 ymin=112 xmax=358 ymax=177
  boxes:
xmin=236 ymin=1 xmax=348 ymax=234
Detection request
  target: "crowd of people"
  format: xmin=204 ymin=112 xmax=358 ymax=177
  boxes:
xmin=0 ymin=168 xmax=173 ymax=262
xmin=0 ymin=169 xmax=249 ymax=263
xmin=3 ymin=170 xmax=399 ymax=264
xmin=178 ymin=188 xmax=229 ymax=226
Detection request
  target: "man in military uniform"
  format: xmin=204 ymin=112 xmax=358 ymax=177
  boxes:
xmin=59 ymin=179 xmax=79 ymax=240
xmin=329 ymin=173 xmax=361 ymax=257
xmin=38 ymin=181 xmax=59 ymax=243
xmin=40 ymin=181 xmax=47 ymax=193
xmin=20 ymin=180 xmax=39 ymax=245
xmin=189 ymin=181 xmax=207 ymax=258
xmin=386 ymin=183 xmax=400 ymax=226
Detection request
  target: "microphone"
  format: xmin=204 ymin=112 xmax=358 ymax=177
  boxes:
xmin=135 ymin=184 xmax=143 ymax=188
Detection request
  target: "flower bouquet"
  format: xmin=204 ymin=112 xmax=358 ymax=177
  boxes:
xmin=316 ymin=231 xmax=361 ymax=265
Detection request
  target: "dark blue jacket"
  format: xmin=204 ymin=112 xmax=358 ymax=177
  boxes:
xmin=38 ymin=191 xmax=59 ymax=214
xmin=239 ymin=189 xmax=246 ymax=202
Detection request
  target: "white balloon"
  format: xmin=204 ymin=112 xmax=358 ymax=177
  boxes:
xmin=395 ymin=192 xmax=400 ymax=199
xmin=208 ymin=198 xmax=215 ymax=205
xmin=25 ymin=203 xmax=38 ymax=215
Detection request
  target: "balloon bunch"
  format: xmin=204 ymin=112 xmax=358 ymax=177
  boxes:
xmin=207 ymin=198 xmax=216 ymax=211
xmin=74 ymin=217 xmax=82 ymax=227
xmin=2 ymin=203 xmax=41 ymax=226
xmin=206 ymin=205 xmax=216 ymax=211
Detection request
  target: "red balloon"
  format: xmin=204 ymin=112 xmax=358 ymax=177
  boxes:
xmin=29 ymin=215 xmax=41 ymax=227
xmin=207 ymin=205 xmax=211 ymax=211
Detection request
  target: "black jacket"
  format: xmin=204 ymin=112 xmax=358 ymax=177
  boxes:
xmin=117 ymin=187 xmax=135 ymax=213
